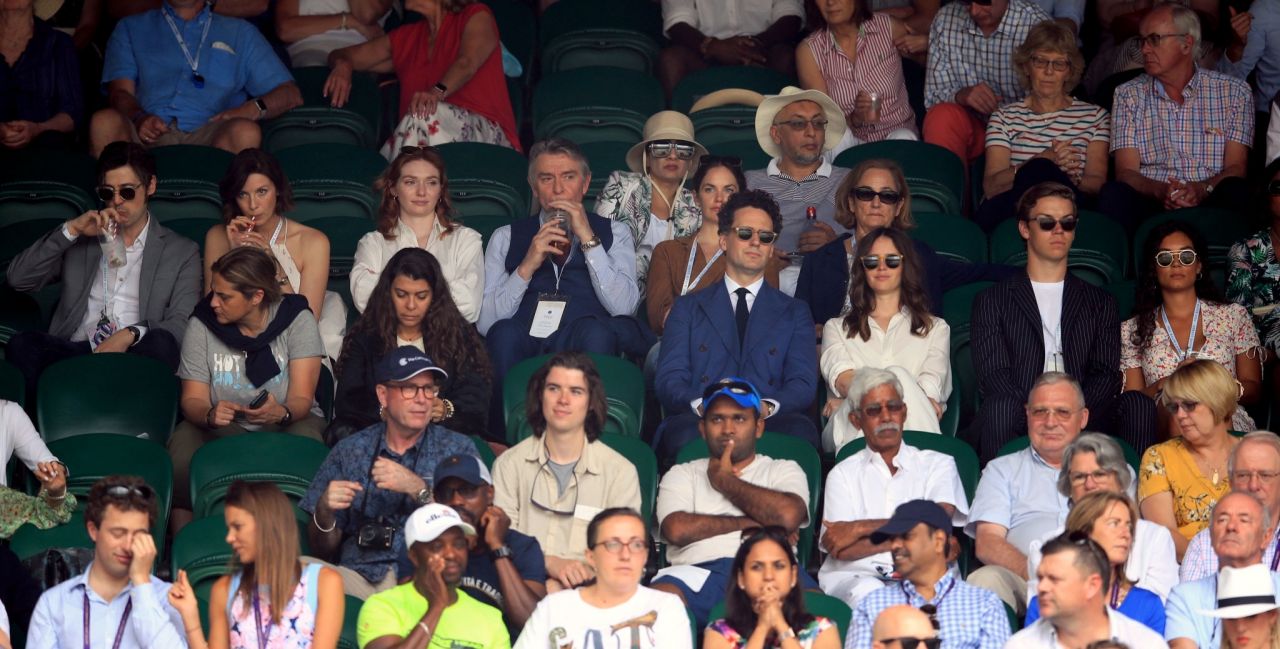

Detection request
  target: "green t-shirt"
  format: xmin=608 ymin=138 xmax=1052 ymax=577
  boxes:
xmin=357 ymin=583 xmax=510 ymax=649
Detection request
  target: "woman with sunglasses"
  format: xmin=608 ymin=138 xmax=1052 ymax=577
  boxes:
xmin=168 ymin=481 xmax=345 ymax=649
xmin=514 ymin=508 xmax=692 ymax=648
xmin=1227 ymin=159 xmax=1280 ymax=358
xmin=1123 ymin=220 xmax=1261 ymax=436
xmin=819 ymin=227 xmax=949 ymax=449
xmin=1138 ymin=358 xmax=1242 ymax=559
xmin=595 ymin=111 xmax=707 ymax=288
xmin=1023 ymin=492 xmax=1165 ymax=634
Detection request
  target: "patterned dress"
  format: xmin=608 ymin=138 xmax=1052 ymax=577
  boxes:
xmin=0 ymin=488 xmax=76 ymax=538
xmin=705 ymin=616 xmax=836 ymax=648
xmin=593 ymin=171 xmax=701 ymax=290
xmin=227 ymin=563 xmax=322 ymax=649
xmin=1227 ymin=228 xmax=1280 ymax=353
xmin=1138 ymin=438 xmax=1233 ymax=544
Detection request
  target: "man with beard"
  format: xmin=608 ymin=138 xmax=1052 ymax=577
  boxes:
xmin=818 ymin=368 xmax=969 ymax=610
xmin=651 ymin=377 xmax=812 ymax=629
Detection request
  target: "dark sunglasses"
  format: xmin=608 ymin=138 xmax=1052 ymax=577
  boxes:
xmin=105 ymin=484 xmax=156 ymax=499
xmin=920 ymin=604 xmax=941 ymax=631
xmin=773 ymin=117 xmax=829 ymax=132
xmin=702 ymin=379 xmax=757 ymax=401
xmin=1154 ymin=249 xmax=1198 ymax=268
xmin=732 ymin=226 xmax=778 ymax=245
xmin=882 ymin=638 xmax=941 ymax=649
xmin=859 ymin=400 xmax=906 ymax=417
xmin=1268 ymin=180 xmax=1280 ymax=196
xmin=433 ymin=482 xmax=483 ymax=502
xmin=399 ymin=145 xmax=439 ymax=156
xmin=647 ymin=141 xmax=695 ymax=160
xmin=860 ymin=254 xmax=903 ymax=270
xmin=852 ymin=187 xmax=903 ymax=205
xmin=97 ymin=184 xmax=140 ymax=202
xmin=1164 ymin=399 xmax=1199 ymax=414
xmin=1025 ymin=215 xmax=1078 ymax=232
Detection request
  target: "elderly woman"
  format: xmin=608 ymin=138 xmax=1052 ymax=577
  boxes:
xmin=1228 ymin=158 xmax=1280 ymax=356
xmin=976 ymin=20 xmax=1110 ymax=232
xmin=323 ymin=0 xmax=519 ymax=157
xmin=595 ymin=111 xmax=707 ymax=288
xmin=795 ymin=0 xmax=918 ymax=158
xmin=0 ymin=0 xmax=82 ymax=149
xmin=1139 ymin=358 xmax=1242 ymax=560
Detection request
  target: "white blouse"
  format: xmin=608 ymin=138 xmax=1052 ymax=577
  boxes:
xmin=819 ymin=309 xmax=952 ymax=403
xmin=350 ymin=218 xmax=485 ymax=323
xmin=0 ymin=400 xmax=58 ymax=487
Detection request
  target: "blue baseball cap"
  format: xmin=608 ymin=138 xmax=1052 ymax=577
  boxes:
xmin=433 ymin=453 xmax=493 ymax=486
xmin=694 ymin=377 xmax=776 ymax=418
xmin=869 ymin=500 xmax=951 ymax=545
xmin=375 ymin=346 xmax=448 ymax=384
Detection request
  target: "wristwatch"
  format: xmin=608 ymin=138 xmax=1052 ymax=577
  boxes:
xmin=580 ymin=236 xmax=602 ymax=251
xmin=253 ymin=97 xmax=268 ymax=120
xmin=416 ymin=487 xmax=432 ymax=505
xmin=490 ymin=545 xmax=513 ymax=561
xmin=125 ymin=325 xmax=141 ymax=346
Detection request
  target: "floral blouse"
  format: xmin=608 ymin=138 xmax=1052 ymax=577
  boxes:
xmin=0 ymin=487 xmax=76 ymax=539
xmin=1120 ymin=301 xmax=1260 ymax=431
xmin=594 ymin=171 xmax=701 ymax=289
xmin=1227 ymin=228 xmax=1280 ymax=352
xmin=228 ymin=563 xmax=321 ymax=649
xmin=1138 ymin=438 xmax=1233 ymax=544
xmin=706 ymin=616 xmax=836 ymax=648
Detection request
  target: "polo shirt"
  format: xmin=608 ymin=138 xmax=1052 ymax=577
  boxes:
xmin=966 ymin=447 xmax=1069 ymax=555
xmin=356 ymin=583 xmax=509 ymax=649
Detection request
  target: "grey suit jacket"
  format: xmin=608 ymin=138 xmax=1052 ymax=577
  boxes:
xmin=5 ymin=219 xmax=202 ymax=344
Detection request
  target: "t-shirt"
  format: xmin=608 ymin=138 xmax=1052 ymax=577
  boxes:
xmin=513 ymin=587 xmax=693 ymax=649
xmin=986 ymin=99 xmax=1110 ymax=183
xmin=356 ymin=583 xmax=509 ymax=649
xmin=394 ymin=529 xmax=548 ymax=616
xmin=178 ymin=301 xmax=325 ymax=429
xmin=1030 ymin=280 xmax=1064 ymax=372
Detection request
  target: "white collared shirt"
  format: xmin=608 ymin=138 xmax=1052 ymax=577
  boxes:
xmin=660 ymin=0 xmax=803 ymax=40
xmin=819 ymin=309 xmax=952 ymax=403
xmin=1004 ymin=606 xmax=1166 ymax=648
xmin=724 ymin=274 xmax=765 ymax=313
xmin=765 ymin=157 xmax=834 ymax=180
xmin=350 ymin=218 xmax=485 ymax=322
xmin=71 ymin=218 xmax=149 ymax=344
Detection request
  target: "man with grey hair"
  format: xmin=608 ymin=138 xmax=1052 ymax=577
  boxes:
xmin=1102 ymin=1 xmax=1254 ymax=226
xmin=818 ymin=367 xmax=969 ymax=609
xmin=1180 ymin=431 xmax=1280 ymax=582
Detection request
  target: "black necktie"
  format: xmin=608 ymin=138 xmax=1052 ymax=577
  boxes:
xmin=735 ymin=287 xmax=750 ymax=349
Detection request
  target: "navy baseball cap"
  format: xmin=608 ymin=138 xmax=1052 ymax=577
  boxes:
xmin=375 ymin=346 xmax=448 ymax=384
xmin=694 ymin=377 xmax=777 ymax=418
xmin=869 ymin=500 xmax=952 ymax=545
xmin=433 ymin=453 xmax=493 ymax=486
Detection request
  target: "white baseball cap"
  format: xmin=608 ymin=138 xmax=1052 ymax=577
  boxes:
xmin=404 ymin=503 xmax=476 ymax=546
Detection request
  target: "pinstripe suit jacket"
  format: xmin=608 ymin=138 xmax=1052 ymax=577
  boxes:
xmin=970 ymin=272 xmax=1121 ymax=411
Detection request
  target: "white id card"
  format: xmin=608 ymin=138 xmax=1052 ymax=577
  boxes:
xmin=529 ymin=294 xmax=569 ymax=338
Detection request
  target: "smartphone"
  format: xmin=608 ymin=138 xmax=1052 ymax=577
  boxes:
xmin=248 ymin=389 xmax=269 ymax=409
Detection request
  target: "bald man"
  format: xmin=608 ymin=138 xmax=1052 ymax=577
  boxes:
xmin=872 ymin=605 xmax=938 ymax=648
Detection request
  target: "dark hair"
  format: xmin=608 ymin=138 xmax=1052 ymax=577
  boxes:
xmin=1015 ymin=182 xmax=1076 ymax=221
xmin=691 ymin=155 xmax=748 ymax=194
xmin=85 ymin=475 xmax=157 ymax=527
xmin=211 ymin=246 xmax=283 ymax=305
xmin=373 ymin=146 xmax=458 ymax=238
xmin=1130 ymin=219 xmax=1224 ymax=351
xmin=585 ymin=507 xmax=645 ymax=547
xmin=843 ymin=227 xmax=932 ymax=340
xmin=218 ymin=149 xmax=294 ymax=222
xmin=524 ymin=352 xmax=607 ymax=441
xmin=807 ymin=0 xmax=872 ymax=28
xmin=337 ymin=248 xmax=490 ymax=384
xmin=97 ymin=141 xmax=156 ymax=188
xmin=1041 ymin=531 xmax=1112 ymax=593
xmin=723 ymin=527 xmax=814 ymax=637
xmin=717 ymin=189 xmax=783 ymax=236
xmin=225 ymin=481 xmax=300 ymax=626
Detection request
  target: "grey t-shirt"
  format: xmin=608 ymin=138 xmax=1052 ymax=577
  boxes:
xmin=179 ymin=302 xmax=324 ymax=429
xmin=548 ymin=459 xmax=578 ymax=498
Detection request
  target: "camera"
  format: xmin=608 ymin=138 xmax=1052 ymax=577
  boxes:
xmin=356 ymin=520 xmax=396 ymax=550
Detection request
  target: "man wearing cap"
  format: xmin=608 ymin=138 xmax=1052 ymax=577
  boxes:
xmin=651 ymin=376 xmax=811 ymax=629
xmin=848 ymin=500 xmax=1009 ymax=649
xmin=357 ymin=503 xmax=510 ymax=649
xmin=428 ymin=453 xmax=547 ymax=629
xmin=654 ymin=189 xmax=818 ymax=461
xmin=871 ymin=605 xmax=940 ymax=649
xmin=301 ymin=346 xmax=479 ymax=599
xmin=1166 ymin=491 xmax=1280 ymax=648
xmin=657 ymin=0 xmax=802 ymax=97
xmin=819 ymin=369 xmax=969 ymax=610
xmin=1005 ymin=531 xmax=1166 ymax=648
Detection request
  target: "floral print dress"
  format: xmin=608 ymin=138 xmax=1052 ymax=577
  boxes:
xmin=227 ymin=563 xmax=321 ymax=649
xmin=1227 ymin=228 xmax=1280 ymax=353
xmin=594 ymin=171 xmax=702 ymax=290
xmin=705 ymin=616 xmax=836 ymax=648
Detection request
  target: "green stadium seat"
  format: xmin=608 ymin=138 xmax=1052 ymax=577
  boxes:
xmin=599 ymin=433 xmax=657 ymax=524
xmin=990 ymin=210 xmax=1126 ymax=285
xmin=151 ymin=145 xmax=233 ymax=187
xmin=170 ymin=515 xmax=233 ymax=602
xmin=835 ymin=430 xmax=980 ymax=501
xmin=709 ymin=138 xmax=770 ymax=171
xmin=459 ymin=214 xmax=515 ymax=249
xmin=942 ymin=282 xmax=993 ymax=430
xmin=264 ymin=67 xmax=381 ymax=151
xmin=579 ymin=140 xmax=631 ymax=206
xmin=8 ymin=509 xmax=93 ymax=560
xmin=0 ymin=181 xmax=94 ymax=267
xmin=706 ymin=586 xmax=854 ymax=641
xmin=288 ymin=182 xmax=379 ymax=269
xmin=43 ymin=433 xmax=174 ymax=542
xmin=483 ymin=0 xmax=536 ymax=84
xmin=276 ymin=143 xmax=389 ymax=188
xmin=37 ymin=354 xmax=178 ymax=445
xmin=997 ymin=434 xmax=1140 ymax=471
xmin=0 ymin=286 xmax=43 ymax=348
xmin=1133 ymin=207 xmax=1253 ymax=293
xmin=188 ymin=431 xmax=331 ymax=518
xmin=911 ymin=212 xmax=988 ymax=265
xmin=672 ymin=66 xmax=795 ymax=114
xmin=533 ymin=68 xmax=664 ymax=145
xmin=436 ymin=142 xmax=530 ymax=218
xmin=148 ymin=185 xmax=223 ymax=252
xmin=0 ymin=358 xmax=22 ymax=405
xmin=1105 ymin=279 xmax=1137 ymax=321
xmin=691 ymin=106 xmax=761 ymax=149
xmin=338 ymin=595 xmax=362 ymax=649
xmin=471 ymin=435 xmax=496 ymax=470
xmin=502 ymin=353 xmax=644 ymax=441
xmin=539 ymin=0 xmax=661 ymax=73
xmin=0 ymin=148 xmax=97 ymax=193
xmin=834 ymin=141 xmax=965 ymax=215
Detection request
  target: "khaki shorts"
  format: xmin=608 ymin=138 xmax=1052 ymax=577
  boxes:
xmin=129 ymin=117 xmax=240 ymax=148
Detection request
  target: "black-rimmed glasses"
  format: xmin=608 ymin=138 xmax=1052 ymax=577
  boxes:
xmin=1025 ymin=215 xmax=1078 ymax=232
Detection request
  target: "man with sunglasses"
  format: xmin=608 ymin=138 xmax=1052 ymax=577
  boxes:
xmin=1103 ymin=3 xmax=1254 ymax=228
xmin=871 ymin=605 xmax=940 ymax=649
xmin=301 ymin=347 xmax=479 ymax=599
xmin=6 ymin=141 xmax=201 ymax=400
xmin=655 ymin=189 xmax=819 ymax=461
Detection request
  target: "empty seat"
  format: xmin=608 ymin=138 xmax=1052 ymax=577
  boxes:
xmin=539 ymin=0 xmax=661 ymax=73
xmin=578 ymin=140 xmax=631 ymax=205
xmin=0 ymin=182 xmax=94 ymax=267
xmin=276 ymin=143 xmax=389 ymax=188
xmin=38 ymin=353 xmax=179 ymax=445
xmin=672 ymin=66 xmax=794 ymax=114
xmin=911 ymin=212 xmax=988 ymax=265
xmin=151 ymin=145 xmax=234 ymax=187
xmin=532 ymin=68 xmax=664 ymax=145
xmin=436 ymin=142 xmax=530 ymax=218
xmin=187 ymin=431 xmax=330 ymax=518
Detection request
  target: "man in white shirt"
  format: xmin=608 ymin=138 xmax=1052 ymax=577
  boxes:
xmin=1005 ymin=532 xmax=1166 ymax=648
xmin=651 ymin=377 xmax=811 ymax=628
xmin=1181 ymin=431 xmax=1280 ymax=581
xmin=657 ymin=0 xmax=803 ymax=96
xmin=818 ymin=368 xmax=968 ymax=608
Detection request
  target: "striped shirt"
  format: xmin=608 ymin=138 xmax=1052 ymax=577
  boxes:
xmin=1111 ymin=68 xmax=1255 ymax=182
xmin=745 ymin=160 xmax=851 ymax=253
xmin=848 ymin=570 xmax=1011 ymax=649
xmin=986 ymin=98 xmax=1110 ymax=183
xmin=924 ymin=0 xmax=1052 ymax=109
xmin=804 ymin=16 xmax=917 ymax=143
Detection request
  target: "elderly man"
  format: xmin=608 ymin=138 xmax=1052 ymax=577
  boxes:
xmin=848 ymin=500 xmax=1008 ymax=649
xmin=818 ymin=368 xmax=968 ymax=609
xmin=1103 ymin=3 xmax=1254 ymax=225
xmin=965 ymin=372 xmax=1083 ymax=614
xmin=871 ymin=605 xmax=939 ymax=649
xmin=1181 ymin=431 xmax=1280 ymax=582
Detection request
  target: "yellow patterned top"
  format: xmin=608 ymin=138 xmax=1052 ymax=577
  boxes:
xmin=1138 ymin=437 xmax=1232 ymax=543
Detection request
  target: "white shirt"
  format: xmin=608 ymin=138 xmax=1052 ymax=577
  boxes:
xmin=724 ymin=274 xmax=764 ymax=313
xmin=70 ymin=218 xmax=149 ymax=344
xmin=656 ymin=455 xmax=809 ymax=566
xmin=819 ymin=310 xmax=952 ymax=403
xmin=0 ymin=401 xmax=58 ymax=487
xmin=1025 ymin=519 xmax=1179 ymax=602
xmin=350 ymin=218 xmax=485 ymax=322
xmin=1030 ymin=280 xmax=1064 ymax=372
xmin=514 ymin=586 xmax=693 ymax=649
xmin=0 ymin=596 xmax=8 ymax=637
xmin=661 ymin=0 xmax=803 ymax=40
xmin=818 ymin=444 xmax=969 ymax=591
xmin=1003 ymin=606 xmax=1167 ymax=648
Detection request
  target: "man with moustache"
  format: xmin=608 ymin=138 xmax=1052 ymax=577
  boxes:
xmin=651 ymin=377 xmax=812 ymax=629
xmin=818 ymin=368 xmax=969 ymax=609
xmin=1181 ymin=431 xmax=1280 ymax=581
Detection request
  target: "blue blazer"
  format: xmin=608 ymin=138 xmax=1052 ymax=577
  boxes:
xmin=655 ymin=280 xmax=817 ymax=416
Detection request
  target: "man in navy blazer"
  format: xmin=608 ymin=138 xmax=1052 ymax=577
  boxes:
xmin=654 ymin=189 xmax=819 ymax=461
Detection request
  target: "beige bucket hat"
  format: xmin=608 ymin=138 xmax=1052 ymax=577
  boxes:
xmin=754 ymin=86 xmax=847 ymax=159
xmin=626 ymin=111 xmax=708 ymax=173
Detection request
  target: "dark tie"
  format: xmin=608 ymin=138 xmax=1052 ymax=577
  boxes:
xmin=735 ymin=287 xmax=750 ymax=349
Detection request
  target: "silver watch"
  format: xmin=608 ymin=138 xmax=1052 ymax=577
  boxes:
xmin=415 ymin=487 xmax=432 ymax=505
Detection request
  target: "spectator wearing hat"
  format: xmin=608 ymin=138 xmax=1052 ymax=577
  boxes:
xmin=656 ymin=0 xmax=803 ymax=97
xmin=300 ymin=346 xmax=479 ymax=599
xmin=848 ymin=500 xmax=1008 ymax=649
xmin=651 ymin=377 xmax=813 ymax=629
xmin=426 ymin=453 xmax=547 ymax=629
xmin=595 ymin=111 xmax=708 ymax=289
xmin=1199 ymin=564 xmax=1280 ymax=649
xmin=356 ymin=503 xmax=510 ymax=649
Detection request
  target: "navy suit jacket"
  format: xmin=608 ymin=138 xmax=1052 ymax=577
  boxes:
xmin=656 ymin=279 xmax=817 ymax=416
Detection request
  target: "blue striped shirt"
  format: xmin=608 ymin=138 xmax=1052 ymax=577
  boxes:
xmin=848 ymin=569 xmax=1010 ymax=649
xmin=745 ymin=160 xmax=850 ymax=253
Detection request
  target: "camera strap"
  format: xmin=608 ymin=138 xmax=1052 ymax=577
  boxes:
xmin=357 ymin=429 xmax=428 ymax=521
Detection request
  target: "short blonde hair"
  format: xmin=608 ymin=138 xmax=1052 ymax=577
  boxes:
xmin=834 ymin=159 xmax=914 ymax=231
xmin=1162 ymin=359 xmax=1241 ymax=424
xmin=1013 ymin=20 xmax=1086 ymax=93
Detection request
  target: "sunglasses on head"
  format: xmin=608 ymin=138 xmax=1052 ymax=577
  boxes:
xmin=1025 ymin=215 xmax=1078 ymax=232
xmin=399 ymin=145 xmax=438 ymax=155
xmin=1154 ymin=249 xmax=1198 ymax=267
xmin=647 ymin=141 xmax=696 ymax=160
xmin=698 ymin=155 xmax=742 ymax=169
xmin=852 ymin=187 xmax=903 ymax=205
xmin=97 ymin=184 xmax=140 ymax=203
xmin=105 ymin=484 xmax=155 ymax=499
xmin=701 ymin=379 xmax=757 ymax=401
xmin=881 ymin=638 xmax=941 ymax=649
xmin=860 ymin=254 xmax=903 ymax=270
xmin=732 ymin=226 xmax=778 ymax=244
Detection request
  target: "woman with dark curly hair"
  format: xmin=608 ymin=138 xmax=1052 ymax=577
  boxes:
xmin=1122 ymin=220 xmax=1261 ymax=433
xmin=329 ymin=247 xmax=490 ymax=443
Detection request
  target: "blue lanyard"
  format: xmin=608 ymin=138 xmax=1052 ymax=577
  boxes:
xmin=252 ymin=591 xmax=272 ymax=649
xmin=83 ymin=591 xmax=132 ymax=649
xmin=1161 ymin=300 xmax=1202 ymax=361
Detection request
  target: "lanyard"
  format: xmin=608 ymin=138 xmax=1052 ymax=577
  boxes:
xmin=1270 ymin=525 xmax=1280 ymax=571
xmin=681 ymin=244 xmax=722 ymax=296
xmin=161 ymin=5 xmax=214 ymax=86
xmin=550 ymin=246 xmax=574 ymax=293
xmin=1109 ymin=578 xmax=1121 ymax=609
xmin=899 ymin=576 xmax=956 ymax=608
xmin=1160 ymin=300 xmax=1202 ymax=361
xmin=252 ymin=591 xmax=272 ymax=649
xmin=83 ymin=591 xmax=132 ymax=649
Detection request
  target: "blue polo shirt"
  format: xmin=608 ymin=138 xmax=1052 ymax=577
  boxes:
xmin=102 ymin=2 xmax=292 ymax=132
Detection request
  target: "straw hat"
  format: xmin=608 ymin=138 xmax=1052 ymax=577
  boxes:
xmin=753 ymin=86 xmax=847 ymax=159
xmin=690 ymin=89 xmax=766 ymax=113
xmin=625 ymin=111 xmax=708 ymax=173
xmin=1201 ymin=564 xmax=1280 ymax=619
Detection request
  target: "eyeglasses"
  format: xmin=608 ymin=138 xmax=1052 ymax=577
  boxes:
xmin=97 ymin=184 xmax=140 ymax=202
xmin=919 ymin=604 xmax=941 ymax=631
xmin=433 ymin=483 xmax=482 ymax=501
xmin=1025 ymin=215 xmax=1078 ymax=232
xmin=105 ymin=484 xmax=155 ymax=499
xmin=647 ymin=142 xmax=695 ymax=160
xmin=858 ymin=400 xmax=905 ymax=417
xmin=593 ymin=538 xmax=648 ymax=554
xmin=773 ymin=117 xmax=829 ymax=132
xmin=1139 ymin=32 xmax=1189 ymax=48
xmin=852 ymin=187 xmax=903 ymax=205
xmin=1164 ymin=399 xmax=1199 ymax=414
xmin=1069 ymin=469 xmax=1116 ymax=485
xmin=1028 ymin=406 xmax=1080 ymax=420
xmin=1030 ymin=55 xmax=1071 ymax=72
xmin=860 ymin=254 xmax=904 ymax=270
xmin=881 ymin=638 xmax=941 ymax=649
xmin=1232 ymin=470 xmax=1280 ymax=484
xmin=732 ymin=226 xmax=778 ymax=245
xmin=1154 ymin=249 xmax=1198 ymax=267
xmin=392 ymin=383 xmax=440 ymax=399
